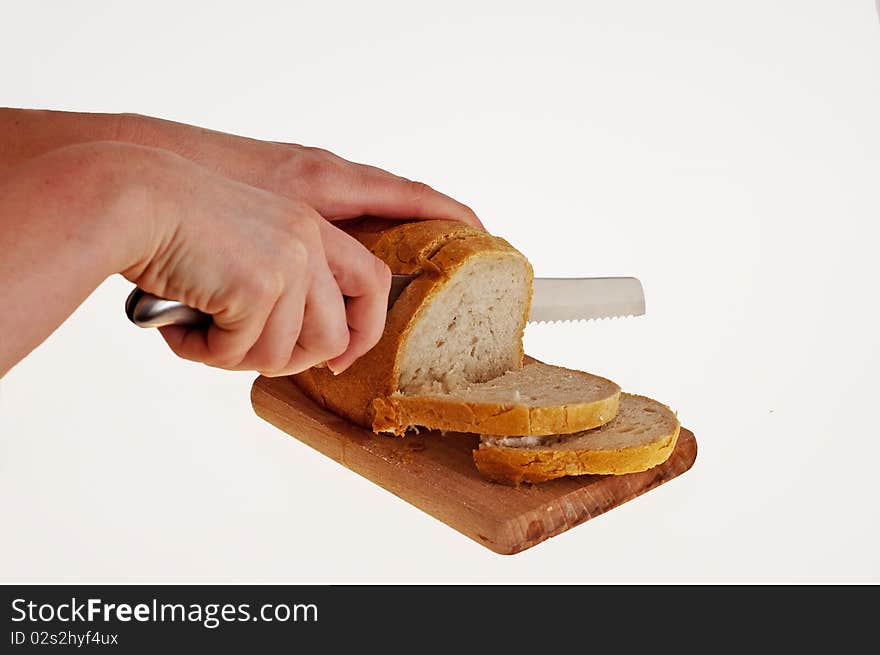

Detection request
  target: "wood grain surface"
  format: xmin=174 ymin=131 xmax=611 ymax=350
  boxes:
xmin=252 ymin=375 xmax=697 ymax=555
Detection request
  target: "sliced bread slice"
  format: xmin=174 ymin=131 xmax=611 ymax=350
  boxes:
xmin=473 ymin=393 xmax=680 ymax=485
xmin=371 ymin=361 xmax=620 ymax=436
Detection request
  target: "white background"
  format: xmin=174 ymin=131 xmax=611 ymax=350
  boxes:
xmin=1 ymin=1 xmax=878 ymax=583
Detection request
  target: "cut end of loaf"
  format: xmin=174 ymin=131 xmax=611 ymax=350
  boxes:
xmin=395 ymin=250 xmax=532 ymax=395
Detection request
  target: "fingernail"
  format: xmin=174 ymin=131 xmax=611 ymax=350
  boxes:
xmin=327 ymin=361 xmax=348 ymax=376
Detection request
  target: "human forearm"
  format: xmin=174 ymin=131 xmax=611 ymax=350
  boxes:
xmin=0 ymin=143 xmax=149 ymax=376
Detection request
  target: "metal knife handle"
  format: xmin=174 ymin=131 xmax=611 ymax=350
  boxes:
xmin=125 ymin=287 xmax=211 ymax=328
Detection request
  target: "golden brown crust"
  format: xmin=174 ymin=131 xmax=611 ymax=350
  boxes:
xmin=472 ymin=394 xmax=680 ymax=485
xmin=371 ymin=379 xmax=619 ymax=436
xmin=472 ymin=431 xmax=679 ymax=485
xmin=342 ymin=218 xmax=479 ymax=274
xmin=293 ymin=219 xmax=530 ymax=429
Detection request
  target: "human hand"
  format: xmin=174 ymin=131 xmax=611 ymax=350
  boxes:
xmin=106 ymin=144 xmax=394 ymax=376
xmin=110 ymin=116 xmax=484 ymax=373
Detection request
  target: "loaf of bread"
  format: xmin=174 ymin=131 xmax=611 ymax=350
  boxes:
xmin=293 ymin=218 xmax=679 ymax=485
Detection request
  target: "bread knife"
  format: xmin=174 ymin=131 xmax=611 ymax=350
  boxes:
xmin=125 ymin=275 xmax=645 ymax=328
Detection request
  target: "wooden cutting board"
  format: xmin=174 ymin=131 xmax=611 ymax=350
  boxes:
xmin=251 ymin=376 xmax=697 ymax=555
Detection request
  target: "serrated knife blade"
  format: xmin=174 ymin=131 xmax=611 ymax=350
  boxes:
xmin=527 ymin=277 xmax=645 ymax=324
xmin=125 ymin=275 xmax=644 ymax=328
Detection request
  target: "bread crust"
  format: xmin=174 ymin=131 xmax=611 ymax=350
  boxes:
xmin=293 ymin=219 xmax=531 ymax=429
xmin=341 ymin=218 xmax=478 ymax=273
xmin=473 ymin=394 xmax=680 ymax=485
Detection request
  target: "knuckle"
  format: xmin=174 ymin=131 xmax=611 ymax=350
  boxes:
xmin=289 ymin=240 xmax=309 ymax=271
xmin=358 ymin=325 xmax=382 ymax=356
xmin=260 ymin=340 xmax=301 ymax=376
xmin=301 ymin=214 xmax=323 ymax=241
xmin=371 ymin=257 xmax=392 ymax=291
xmin=243 ymin=270 xmax=284 ymax=303
xmin=407 ymin=179 xmax=432 ymax=205
xmin=252 ymin=322 xmax=304 ymax=375
xmin=111 ymin=112 xmax=148 ymax=144
xmin=295 ymin=152 xmax=339 ymax=186
xmin=282 ymin=207 xmax=321 ymax=241
xmin=323 ymin=324 xmax=350 ymax=358
xmin=280 ymin=229 xmax=310 ymax=268
xmin=304 ymin=146 xmax=335 ymax=159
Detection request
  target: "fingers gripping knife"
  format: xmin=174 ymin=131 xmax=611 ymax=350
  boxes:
xmin=123 ymin=276 xmax=416 ymax=328
xmin=125 ymin=276 xmax=646 ymax=328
